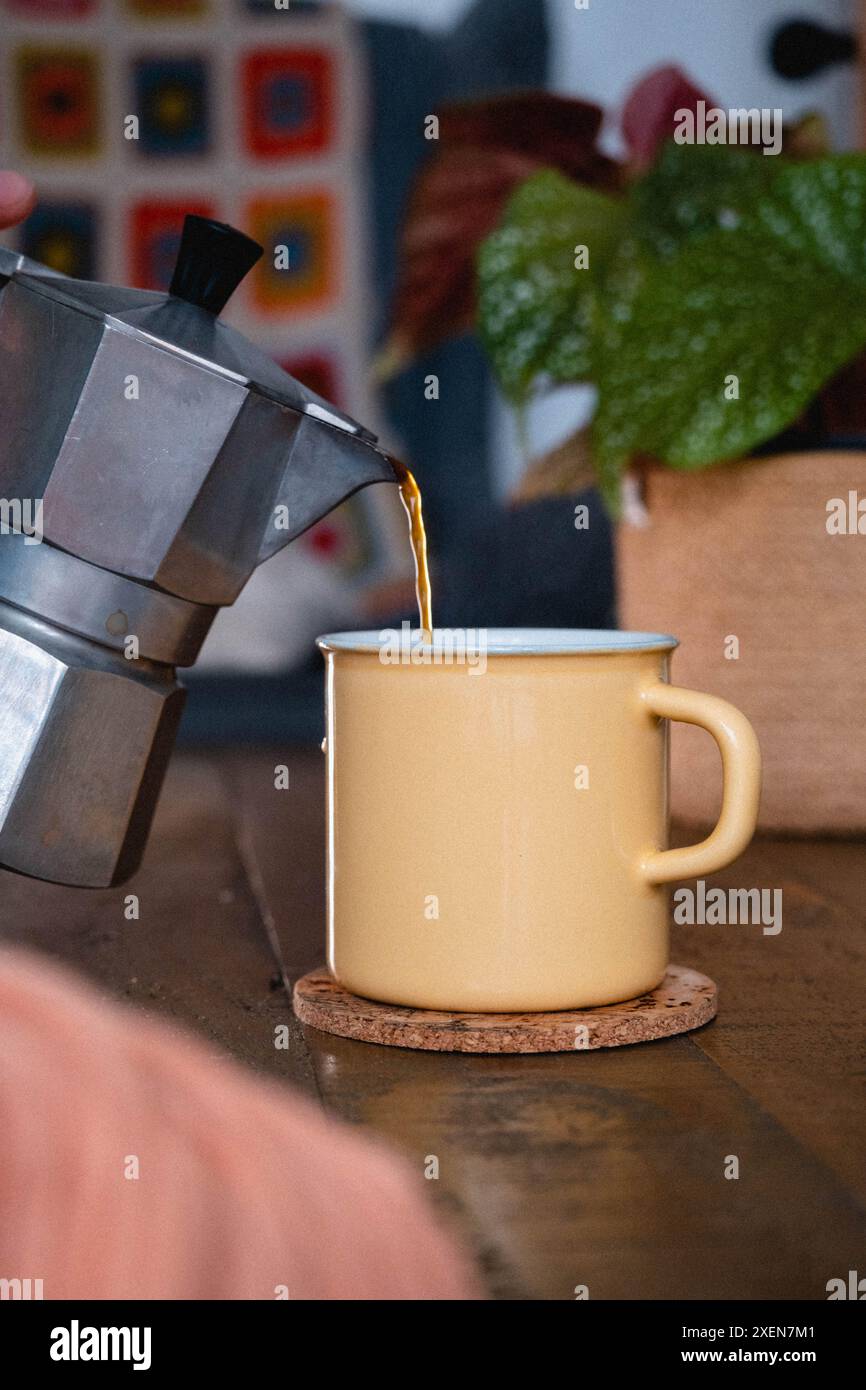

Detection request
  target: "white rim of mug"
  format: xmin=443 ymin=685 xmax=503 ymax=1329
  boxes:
xmin=317 ymin=629 xmax=679 ymax=655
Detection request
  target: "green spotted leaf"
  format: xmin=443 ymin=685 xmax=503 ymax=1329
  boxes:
xmin=629 ymin=140 xmax=777 ymax=259
xmin=593 ymin=155 xmax=866 ymax=511
xmin=477 ymin=170 xmax=627 ymax=403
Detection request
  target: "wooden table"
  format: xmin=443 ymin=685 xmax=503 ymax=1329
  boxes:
xmin=2 ymin=747 xmax=864 ymax=1301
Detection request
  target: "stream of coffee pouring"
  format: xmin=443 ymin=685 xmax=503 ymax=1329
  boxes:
xmin=393 ymin=460 xmax=433 ymax=635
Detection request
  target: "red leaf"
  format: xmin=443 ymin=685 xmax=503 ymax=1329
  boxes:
xmin=622 ymin=65 xmax=713 ymax=170
xmin=378 ymin=92 xmax=618 ymax=376
xmin=437 ymin=91 xmax=614 ymax=183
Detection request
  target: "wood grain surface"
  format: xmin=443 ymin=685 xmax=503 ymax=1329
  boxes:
xmin=1 ymin=747 xmax=864 ymax=1300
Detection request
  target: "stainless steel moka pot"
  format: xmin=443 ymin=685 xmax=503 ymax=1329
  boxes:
xmin=0 ymin=215 xmax=397 ymax=888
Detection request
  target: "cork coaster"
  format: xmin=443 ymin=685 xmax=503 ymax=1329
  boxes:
xmin=292 ymin=964 xmax=717 ymax=1054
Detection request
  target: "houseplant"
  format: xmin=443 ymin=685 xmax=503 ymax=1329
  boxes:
xmin=380 ymin=69 xmax=866 ymax=832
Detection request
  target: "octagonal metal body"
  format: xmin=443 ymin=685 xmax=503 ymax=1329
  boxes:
xmin=0 ymin=604 xmax=184 ymax=887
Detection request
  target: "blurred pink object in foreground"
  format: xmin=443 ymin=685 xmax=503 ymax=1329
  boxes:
xmin=0 ymin=949 xmax=480 ymax=1300
xmin=0 ymin=170 xmax=35 ymax=228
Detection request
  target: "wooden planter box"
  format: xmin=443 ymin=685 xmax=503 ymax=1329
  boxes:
xmin=616 ymin=452 xmax=866 ymax=835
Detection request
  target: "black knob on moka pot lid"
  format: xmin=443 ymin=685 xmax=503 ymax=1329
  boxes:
xmin=168 ymin=215 xmax=263 ymax=315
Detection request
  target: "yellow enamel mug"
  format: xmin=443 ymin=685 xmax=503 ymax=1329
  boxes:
xmin=317 ymin=629 xmax=761 ymax=1013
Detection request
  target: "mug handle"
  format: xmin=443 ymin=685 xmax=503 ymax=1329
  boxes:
xmin=638 ymin=681 xmax=762 ymax=886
